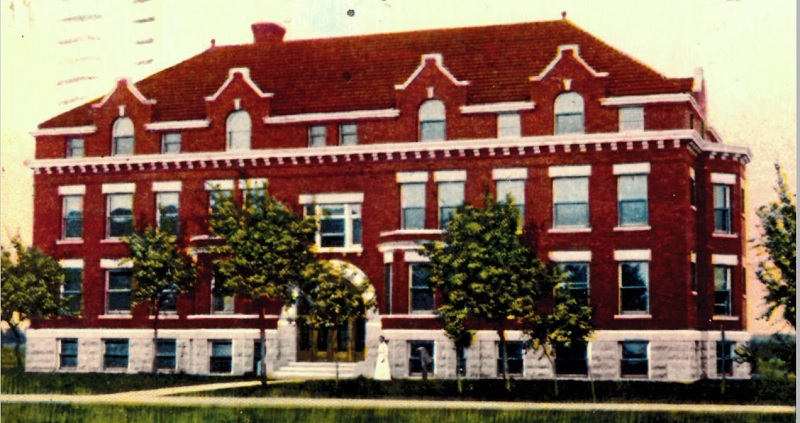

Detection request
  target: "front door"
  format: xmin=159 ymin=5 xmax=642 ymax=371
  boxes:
xmin=296 ymin=318 xmax=366 ymax=362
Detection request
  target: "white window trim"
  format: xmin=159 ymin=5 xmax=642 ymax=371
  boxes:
xmin=549 ymin=165 xmax=591 ymax=178
xmin=58 ymin=185 xmax=86 ymax=196
xmin=102 ymin=183 xmax=136 ymax=194
xmin=299 ymin=192 xmax=364 ymax=205
xmin=100 ymin=259 xmax=133 ymax=269
xmin=397 ymin=172 xmax=429 ymax=183
xmin=152 ymin=181 xmax=182 ymax=192
xmin=205 ymin=179 xmax=235 ymax=191
xmin=549 ymin=251 xmax=592 ymax=262
xmin=712 ymin=254 xmax=739 ymax=266
xmin=613 ymin=163 xmax=651 ymax=175
xmin=433 ymin=170 xmax=467 ymax=182
xmin=614 ymin=250 xmax=652 ymax=261
xmin=60 ymin=259 xmax=85 ymax=268
xmin=492 ymin=168 xmax=528 ymax=180
xmin=404 ymin=251 xmax=430 ymax=263
xmin=711 ymin=173 xmax=737 ymax=185
xmin=238 ymin=178 xmax=268 ymax=189
xmin=305 ymin=201 xmax=363 ymax=253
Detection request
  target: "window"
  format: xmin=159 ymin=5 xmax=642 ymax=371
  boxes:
xmin=717 ymin=341 xmax=734 ymax=376
xmin=419 ymin=100 xmax=445 ymax=141
xmin=59 ymin=339 xmax=78 ymax=368
xmin=620 ymin=262 xmax=649 ymax=314
xmin=401 ymin=183 xmax=426 ymax=229
xmin=157 ymin=286 xmax=178 ymax=313
xmin=106 ymin=269 xmax=132 ymax=314
xmin=253 ymin=341 xmax=264 ymax=374
xmin=496 ymin=179 xmax=525 ymax=222
xmin=107 ymin=193 xmax=133 ymax=238
xmin=62 ymin=195 xmax=83 ymax=239
xmin=620 ymin=341 xmax=648 ymax=378
xmin=161 ymin=133 xmax=181 ymax=154
xmin=211 ymin=266 xmax=234 ymax=314
xmin=309 ymin=125 xmax=327 ymax=147
xmin=210 ymin=340 xmax=233 ymax=373
xmin=410 ymin=263 xmax=433 ymax=313
xmin=384 ymin=264 xmax=393 ymax=315
xmin=456 ymin=346 xmax=467 ymax=377
xmin=691 ymin=253 xmax=698 ymax=292
xmin=561 ymin=262 xmax=589 ymax=303
xmin=206 ymin=181 xmax=234 ymax=218
xmin=156 ymin=339 xmax=177 ymax=370
xmin=104 ymin=339 xmax=129 ymax=369
xmin=226 ymin=111 xmax=251 ymax=150
xmin=714 ymin=265 xmax=732 ymax=316
xmin=497 ymin=341 xmax=524 ymax=376
xmin=554 ymin=92 xmax=584 ymax=134
xmin=307 ymin=203 xmax=362 ymax=249
xmin=497 ymin=112 xmax=521 ymax=138
xmin=714 ymin=184 xmax=732 ymax=233
xmin=67 ymin=138 xmax=84 ymax=158
xmin=619 ymin=106 xmax=644 ymax=131
xmin=690 ymin=177 xmax=697 ymax=207
xmin=240 ymin=179 xmax=267 ymax=208
xmin=618 ymin=174 xmax=648 ymax=226
xmin=556 ymin=343 xmax=588 ymax=376
xmin=408 ymin=341 xmax=434 ymax=376
xmin=438 ymin=181 xmax=464 ymax=228
xmin=553 ymin=177 xmax=589 ymax=228
xmin=156 ymin=192 xmax=180 ymax=235
xmin=112 ymin=117 xmax=134 ymax=155
xmin=62 ymin=268 xmax=82 ymax=315
xmin=340 ymin=123 xmax=358 ymax=146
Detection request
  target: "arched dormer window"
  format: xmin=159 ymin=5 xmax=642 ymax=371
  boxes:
xmin=419 ymin=100 xmax=445 ymax=141
xmin=554 ymin=92 xmax=585 ymax=134
xmin=226 ymin=110 xmax=251 ymax=150
xmin=112 ymin=117 xmax=134 ymax=155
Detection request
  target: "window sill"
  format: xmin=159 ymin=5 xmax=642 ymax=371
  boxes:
xmin=57 ymin=239 xmax=84 ymax=245
xmin=100 ymin=238 xmax=125 ymax=244
xmin=712 ymin=233 xmax=738 ymax=239
xmin=548 ymin=227 xmax=591 ymax=234
xmin=613 ymin=226 xmax=651 ymax=232
xmin=189 ymin=235 xmax=223 ymax=242
xmin=712 ymin=315 xmax=739 ymax=321
xmin=614 ymin=314 xmax=652 ymax=320
xmin=315 ymin=246 xmax=363 ymax=255
xmin=393 ymin=313 xmax=437 ymax=318
xmin=148 ymin=314 xmax=179 ymax=320
xmin=380 ymin=229 xmax=444 ymax=237
xmin=186 ymin=314 xmax=262 ymax=319
xmin=99 ymin=314 xmax=132 ymax=319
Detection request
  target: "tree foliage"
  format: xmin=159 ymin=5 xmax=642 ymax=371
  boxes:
xmin=298 ymin=261 xmax=375 ymax=329
xmin=754 ymin=163 xmax=796 ymax=329
xmin=423 ymin=194 xmax=593 ymax=385
xmin=208 ymin=183 xmax=317 ymax=305
xmin=122 ymin=227 xmax=197 ymax=310
xmin=1 ymin=236 xmax=65 ymax=367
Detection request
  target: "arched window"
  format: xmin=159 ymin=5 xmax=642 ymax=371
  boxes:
xmin=226 ymin=111 xmax=251 ymax=150
xmin=419 ymin=100 xmax=445 ymax=141
xmin=554 ymin=92 xmax=585 ymax=134
xmin=112 ymin=117 xmax=134 ymax=155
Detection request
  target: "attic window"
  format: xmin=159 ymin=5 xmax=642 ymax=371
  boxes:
xmin=112 ymin=117 xmax=134 ymax=156
xmin=419 ymin=100 xmax=445 ymax=141
xmin=226 ymin=111 xmax=251 ymax=151
xmin=554 ymin=92 xmax=584 ymax=134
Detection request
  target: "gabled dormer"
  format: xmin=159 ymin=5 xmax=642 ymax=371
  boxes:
xmin=90 ymin=78 xmax=156 ymax=157
xmin=204 ymin=67 xmax=273 ymax=151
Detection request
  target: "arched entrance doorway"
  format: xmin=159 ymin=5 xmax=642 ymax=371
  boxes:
xmin=295 ymin=260 xmax=374 ymax=362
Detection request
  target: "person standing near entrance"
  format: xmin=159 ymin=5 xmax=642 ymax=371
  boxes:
xmin=374 ymin=336 xmax=391 ymax=380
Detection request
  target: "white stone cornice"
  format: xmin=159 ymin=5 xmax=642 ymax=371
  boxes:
xmin=264 ymin=108 xmax=400 ymax=124
xmin=601 ymin=93 xmax=705 ymax=120
xmin=205 ymin=68 xmax=274 ymax=102
xmin=31 ymin=126 xmax=97 ymax=137
xmin=93 ymin=78 xmax=156 ymax=109
xmin=145 ymin=120 xmax=211 ymax=131
xmin=395 ymin=53 xmax=469 ymax=90
xmin=530 ymin=45 xmax=609 ymax=82
xmin=460 ymin=101 xmax=536 ymax=114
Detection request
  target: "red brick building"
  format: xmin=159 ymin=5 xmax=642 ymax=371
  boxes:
xmin=26 ymin=20 xmax=751 ymax=380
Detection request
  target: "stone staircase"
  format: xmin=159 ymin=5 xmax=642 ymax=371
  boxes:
xmin=272 ymin=361 xmax=361 ymax=380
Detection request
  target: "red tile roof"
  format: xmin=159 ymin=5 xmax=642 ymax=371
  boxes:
xmin=40 ymin=20 xmax=694 ymax=128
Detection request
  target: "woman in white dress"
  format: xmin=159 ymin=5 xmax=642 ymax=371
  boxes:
xmin=374 ymin=336 xmax=391 ymax=380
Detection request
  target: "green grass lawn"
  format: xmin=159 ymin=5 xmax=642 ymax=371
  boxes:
xmin=1 ymin=347 xmax=254 ymax=395
xmin=1 ymin=403 xmax=795 ymax=423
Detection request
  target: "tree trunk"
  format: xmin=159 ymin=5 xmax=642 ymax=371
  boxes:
xmin=260 ymin=306 xmax=268 ymax=387
xmin=152 ymin=299 xmax=159 ymax=374
xmin=549 ymin=353 xmax=559 ymax=397
xmin=9 ymin=323 xmax=23 ymax=370
xmin=498 ymin=329 xmax=510 ymax=391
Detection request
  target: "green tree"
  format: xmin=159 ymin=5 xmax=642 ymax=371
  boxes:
xmin=423 ymin=194 xmax=591 ymax=389
xmin=209 ymin=182 xmax=317 ymax=384
xmin=0 ymin=236 xmax=65 ymax=368
xmin=754 ymin=163 xmax=796 ymax=329
xmin=297 ymin=260 xmax=376 ymax=379
xmin=122 ymin=226 xmax=197 ymax=373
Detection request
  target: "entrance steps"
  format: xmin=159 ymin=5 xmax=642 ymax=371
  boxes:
xmin=273 ymin=361 xmax=360 ymax=380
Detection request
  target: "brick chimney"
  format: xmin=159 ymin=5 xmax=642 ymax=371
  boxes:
xmin=251 ymin=23 xmax=286 ymax=44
